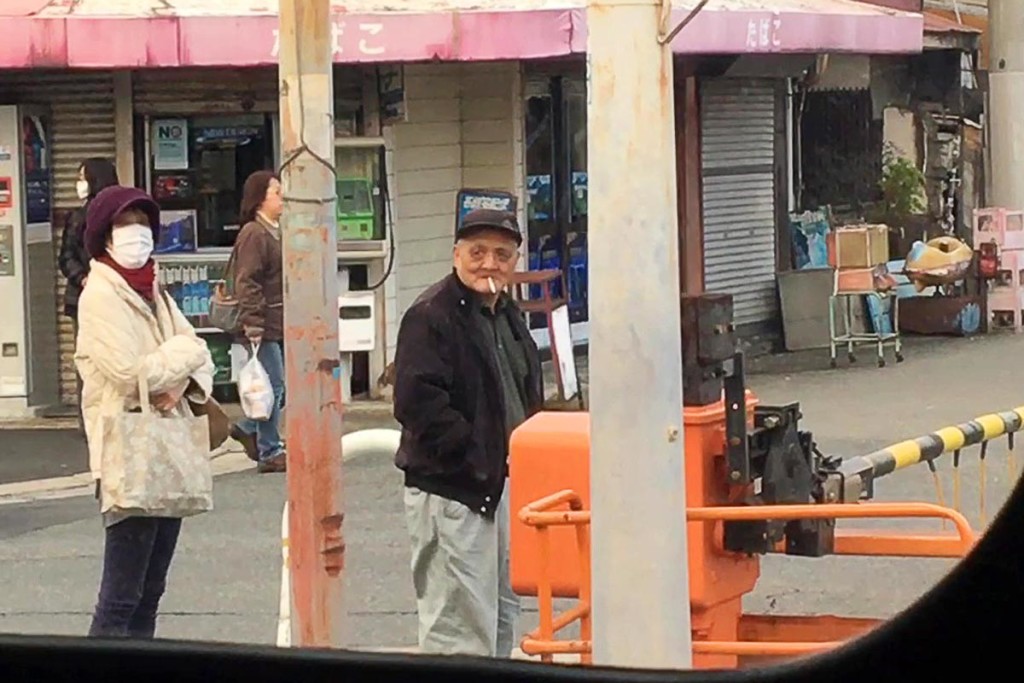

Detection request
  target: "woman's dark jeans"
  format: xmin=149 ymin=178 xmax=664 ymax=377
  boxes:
xmin=88 ymin=516 xmax=182 ymax=639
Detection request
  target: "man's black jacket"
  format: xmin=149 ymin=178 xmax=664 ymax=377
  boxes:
xmin=393 ymin=273 xmax=543 ymax=519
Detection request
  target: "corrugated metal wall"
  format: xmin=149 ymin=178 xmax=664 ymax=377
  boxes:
xmin=700 ymin=78 xmax=779 ymax=327
xmin=0 ymin=71 xmax=117 ymax=405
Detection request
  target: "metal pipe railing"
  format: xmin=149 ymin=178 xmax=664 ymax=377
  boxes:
xmin=517 ymin=492 xmax=976 ymax=665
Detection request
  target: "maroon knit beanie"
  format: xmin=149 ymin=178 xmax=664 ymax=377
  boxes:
xmin=83 ymin=186 xmax=161 ymax=259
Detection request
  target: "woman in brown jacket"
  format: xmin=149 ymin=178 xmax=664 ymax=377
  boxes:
xmin=228 ymin=171 xmax=287 ymax=474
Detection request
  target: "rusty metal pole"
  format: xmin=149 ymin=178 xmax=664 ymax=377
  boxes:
xmin=989 ymin=0 xmax=1024 ymax=209
xmin=278 ymin=0 xmax=346 ymax=647
xmin=586 ymin=0 xmax=693 ymax=669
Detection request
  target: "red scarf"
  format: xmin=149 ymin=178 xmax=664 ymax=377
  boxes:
xmin=98 ymin=255 xmax=156 ymax=301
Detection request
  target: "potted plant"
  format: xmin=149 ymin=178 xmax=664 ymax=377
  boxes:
xmin=873 ymin=143 xmax=926 ymax=227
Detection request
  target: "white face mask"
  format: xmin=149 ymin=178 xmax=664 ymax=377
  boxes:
xmin=107 ymin=224 xmax=154 ymax=270
xmin=75 ymin=180 xmax=90 ymax=200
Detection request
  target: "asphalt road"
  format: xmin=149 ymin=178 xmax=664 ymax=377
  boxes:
xmin=0 ymin=332 xmax=1021 ymax=652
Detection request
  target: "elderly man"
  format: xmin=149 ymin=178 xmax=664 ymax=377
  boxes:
xmin=392 ymin=207 xmax=543 ymax=657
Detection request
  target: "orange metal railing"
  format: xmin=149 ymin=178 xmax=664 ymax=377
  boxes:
xmin=517 ymin=491 xmax=977 ymax=665
xmin=518 ymin=490 xmax=592 ymax=664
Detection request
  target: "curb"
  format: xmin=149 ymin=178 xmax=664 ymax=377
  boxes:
xmin=0 ymin=400 xmax=398 ymax=432
xmin=0 ymin=429 xmax=403 ymax=506
xmin=0 ymin=442 xmax=253 ymax=506
xmin=0 ymin=418 xmax=80 ymax=430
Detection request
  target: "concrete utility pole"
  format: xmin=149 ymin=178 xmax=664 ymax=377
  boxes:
xmin=989 ymin=0 xmax=1024 ymax=209
xmin=278 ymin=0 xmax=346 ymax=647
xmin=586 ymin=0 xmax=693 ymax=669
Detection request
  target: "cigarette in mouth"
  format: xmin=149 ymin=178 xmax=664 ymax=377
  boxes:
xmin=487 ymin=277 xmax=497 ymax=294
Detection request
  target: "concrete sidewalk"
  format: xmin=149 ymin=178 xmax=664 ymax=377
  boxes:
xmin=0 ymin=403 xmax=400 ymax=503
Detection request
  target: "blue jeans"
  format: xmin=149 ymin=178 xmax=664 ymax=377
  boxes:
xmin=238 ymin=340 xmax=286 ymax=461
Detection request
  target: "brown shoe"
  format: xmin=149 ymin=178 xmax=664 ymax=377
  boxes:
xmin=230 ymin=425 xmax=258 ymax=462
xmin=257 ymin=452 xmax=287 ymax=474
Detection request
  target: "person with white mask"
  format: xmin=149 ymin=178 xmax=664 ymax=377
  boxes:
xmin=58 ymin=158 xmax=119 ymax=436
xmin=76 ymin=185 xmax=215 ymax=638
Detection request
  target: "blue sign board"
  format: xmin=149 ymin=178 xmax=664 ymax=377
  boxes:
xmin=456 ymin=189 xmax=517 ymax=233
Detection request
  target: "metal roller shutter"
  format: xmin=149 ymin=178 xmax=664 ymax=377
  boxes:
xmin=0 ymin=71 xmax=117 ymax=406
xmin=700 ymin=78 xmax=778 ymax=327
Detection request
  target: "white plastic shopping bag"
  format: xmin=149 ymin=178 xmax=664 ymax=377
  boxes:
xmin=238 ymin=344 xmax=274 ymax=421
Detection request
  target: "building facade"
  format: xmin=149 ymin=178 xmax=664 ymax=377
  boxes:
xmin=0 ymin=0 xmax=925 ymax=417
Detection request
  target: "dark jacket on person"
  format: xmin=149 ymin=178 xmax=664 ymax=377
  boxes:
xmin=58 ymin=206 xmax=91 ymax=319
xmin=393 ymin=272 xmax=544 ymax=519
xmin=231 ymin=215 xmax=283 ymax=341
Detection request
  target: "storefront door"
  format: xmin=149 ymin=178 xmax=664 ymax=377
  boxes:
xmin=524 ymin=75 xmax=589 ymax=342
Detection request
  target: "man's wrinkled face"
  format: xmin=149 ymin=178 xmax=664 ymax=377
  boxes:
xmin=453 ymin=229 xmax=521 ymax=297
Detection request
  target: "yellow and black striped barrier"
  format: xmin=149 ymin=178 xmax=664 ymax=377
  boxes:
xmin=837 ymin=407 xmax=1024 ymax=520
xmin=861 ymin=408 xmax=1024 ymax=476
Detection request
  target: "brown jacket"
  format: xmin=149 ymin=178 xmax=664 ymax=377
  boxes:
xmin=232 ymin=216 xmax=283 ymax=341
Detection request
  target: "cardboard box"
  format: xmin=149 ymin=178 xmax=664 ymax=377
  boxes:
xmin=827 ymin=225 xmax=890 ymax=268
xmin=836 ymin=267 xmax=877 ymax=293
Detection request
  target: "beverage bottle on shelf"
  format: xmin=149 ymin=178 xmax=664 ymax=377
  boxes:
xmin=202 ymin=280 xmax=212 ymax=319
xmin=198 ymin=265 xmax=211 ymax=325
xmin=168 ymin=266 xmax=182 ymax=310
xmin=183 ymin=268 xmax=196 ymax=319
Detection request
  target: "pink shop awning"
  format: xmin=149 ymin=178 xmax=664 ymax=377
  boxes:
xmin=1 ymin=0 xmax=923 ymax=70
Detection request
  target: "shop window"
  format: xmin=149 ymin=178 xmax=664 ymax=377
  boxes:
xmin=147 ymin=114 xmax=275 ymax=250
xmin=526 ymin=94 xmax=555 ymax=225
xmin=142 ymin=110 xmax=388 ymax=252
xmin=564 ymin=83 xmax=589 ymax=325
xmin=566 ymin=88 xmax=588 ymax=222
xmin=524 ymin=76 xmax=589 ymax=329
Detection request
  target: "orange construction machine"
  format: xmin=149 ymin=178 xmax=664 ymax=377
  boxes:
xmin=508 ymin=293 xmax=979 ymax=669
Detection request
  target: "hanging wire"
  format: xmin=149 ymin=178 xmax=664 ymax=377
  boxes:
xmin=952 ymin=449 xmax=962 ymax=513
xmin=926 ymin=459 xmax=947 ymax=530
xmin=364 ymin=142 xmax=396 ymax=292
xmin=1009 ymin=433 xmax=1018 ymax=484
xmin=658 ymin=0 xmax=712 ymax=45
xmin=979 ymin=441 xmax=988 ymax=526
xmin=278 ymin=23 xmax=338 ymax=207
xmin=277 ymin=22 xmax=396 ymax=293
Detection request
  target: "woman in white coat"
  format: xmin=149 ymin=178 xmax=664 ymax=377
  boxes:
xmin=75 ymin=185 xmax=215 ymax=639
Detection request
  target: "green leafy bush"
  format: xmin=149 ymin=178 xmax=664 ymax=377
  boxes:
xmin=877 ymin=142 xmax=926 ymax=225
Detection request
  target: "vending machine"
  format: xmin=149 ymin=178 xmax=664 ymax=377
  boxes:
xmin=0 ymin=105 xmax=61 ymax=418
